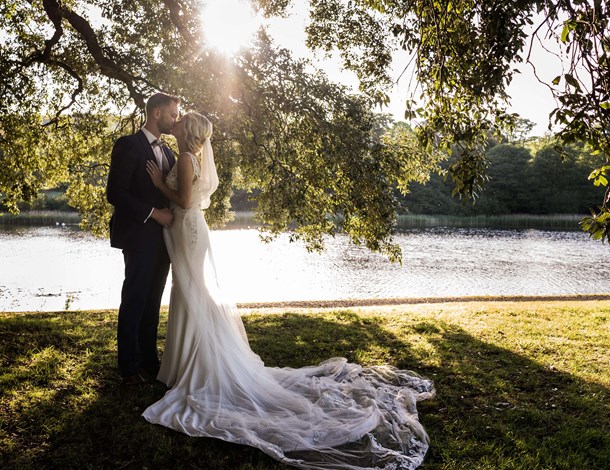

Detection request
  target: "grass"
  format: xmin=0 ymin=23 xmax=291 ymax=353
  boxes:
xmin=1 ymin=300 xmax=609 ymax=469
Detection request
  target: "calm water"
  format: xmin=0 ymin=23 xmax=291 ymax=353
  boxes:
xmin=1 ymin=225 xmax=609 ymax=312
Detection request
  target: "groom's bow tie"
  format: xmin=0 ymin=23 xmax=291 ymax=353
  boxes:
xmin=151 ymin=139 xmax=164 ymax=147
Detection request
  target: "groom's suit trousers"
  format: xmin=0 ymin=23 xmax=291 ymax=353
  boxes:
xmin=118 ymin=244 xmax=170 ymax=377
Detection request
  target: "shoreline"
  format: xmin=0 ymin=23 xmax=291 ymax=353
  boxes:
xmin=2 ymin=294 xmax=609 ymax=315
xmin=236 ymin=293 xmax=610 ymax=310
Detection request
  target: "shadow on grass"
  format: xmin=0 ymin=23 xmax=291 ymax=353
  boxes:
xmin=1 ymin=310 xmax=608 ymax=469
xmin=414 ymin=321 xmax=609 ymax=469
xmin=0 ymin=311 xmax=283 ymax=469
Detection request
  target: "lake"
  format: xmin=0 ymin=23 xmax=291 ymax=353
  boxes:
xmin=1 ymin=224 xmax=609 ymax=312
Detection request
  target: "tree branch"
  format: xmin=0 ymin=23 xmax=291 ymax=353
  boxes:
xmin=22 ymin=0 xmax=149 ymax=110
xmin=39 ymin=0 xmax=63 ymax=62
xmin=55 ymin=2 xmax=146 ymax=107
xmin=161 ymin=0 xmax=198 ymax=46
xmin=43 ymin=60 xmax=84 ymax=127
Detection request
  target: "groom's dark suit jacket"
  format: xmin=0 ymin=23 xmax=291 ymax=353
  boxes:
xmin=107 ymin=130 xmax=176 ymax=251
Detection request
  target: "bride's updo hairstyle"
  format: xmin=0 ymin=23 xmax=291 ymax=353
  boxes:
xmin=183 ymin=112 xmax=213 ymax=155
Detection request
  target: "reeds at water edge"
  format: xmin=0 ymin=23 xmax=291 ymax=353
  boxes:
xmin=0 ymin=210 xmax=585 ymax=232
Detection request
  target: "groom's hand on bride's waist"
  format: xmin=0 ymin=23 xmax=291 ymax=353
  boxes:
xmin=151 ymin=208 xmax=174 ymax=228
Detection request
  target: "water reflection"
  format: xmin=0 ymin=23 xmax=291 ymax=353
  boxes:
xmin=1 ymin=226 xmax=609 ymax=312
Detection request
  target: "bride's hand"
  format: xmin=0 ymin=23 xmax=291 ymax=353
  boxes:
xmin=146 ymin=161 xmax=163 ymax=188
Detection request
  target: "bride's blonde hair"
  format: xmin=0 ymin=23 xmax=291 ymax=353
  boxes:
xmin=183 ymin=112 xmax=213 ymax=155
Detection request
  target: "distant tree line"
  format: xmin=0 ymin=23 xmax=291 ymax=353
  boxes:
xmin=396 ymin=139 xmax=605 ymax=216
xmin=228 ymin=131 xmax=605 ymax=217
xmin=188 ymin=132 xmax=608 ymax=218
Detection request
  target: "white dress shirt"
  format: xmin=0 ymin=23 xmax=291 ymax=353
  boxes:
xmin=141 ymin=127 xmax=166 ymax=223
xmin=141 ymin=126 xmax=166 ymax=170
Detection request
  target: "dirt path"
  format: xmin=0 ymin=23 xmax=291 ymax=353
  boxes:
xmin=237 ymin=294 xmax=610 ymax=310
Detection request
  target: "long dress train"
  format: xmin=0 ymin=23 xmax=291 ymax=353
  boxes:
xmin=142 ymin=147 xmax=435 ymax=469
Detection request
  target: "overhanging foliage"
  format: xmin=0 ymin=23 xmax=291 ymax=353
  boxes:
xmin=1 ymin=0 xmax=609 ymax=258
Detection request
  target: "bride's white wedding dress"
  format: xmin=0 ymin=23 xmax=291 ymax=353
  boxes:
xmin=142 ymin=143 xmax=435 ymax=469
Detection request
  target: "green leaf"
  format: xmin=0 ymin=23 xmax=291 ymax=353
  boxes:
xmin=564 ymin=74 xmax=579 ymax=88
xmin=588 ymin=165 xmax=610 ymax=181
xmin=551 ymin=76 xmax=561 ymax=85
xmin=561 ymin=23 xmax=570 ymax=42
xmin=404 ymin=109 xmax=417 ymax=120
xmin=561 ymin=20 xmax=576 ymax=43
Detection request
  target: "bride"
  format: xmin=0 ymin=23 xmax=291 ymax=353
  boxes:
xmin=143 ymin=111 xmax=435 ymax=469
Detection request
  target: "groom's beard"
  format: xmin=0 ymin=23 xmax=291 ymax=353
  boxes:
xmin=158 ymin=115 xmax=175 ymax=135
xmin=159 ymin=123 xmax=174 ymax=135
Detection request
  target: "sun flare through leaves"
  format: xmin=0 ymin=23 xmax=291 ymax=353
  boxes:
xmin=201 ymin=0 xmax=262 ymax=56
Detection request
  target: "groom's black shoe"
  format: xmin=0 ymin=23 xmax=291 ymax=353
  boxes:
xmin=122 ymin=373 xmax=147 ymax=387
xmin=140 ymin=366 xmax=161 ymax=385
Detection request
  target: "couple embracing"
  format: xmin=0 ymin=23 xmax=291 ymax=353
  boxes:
xmin=106 ymin=92 xmax=435 ymax=469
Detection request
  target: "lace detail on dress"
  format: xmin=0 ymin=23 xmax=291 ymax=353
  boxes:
xmin=188 ymin=152 xmax=201 ymax=179
xmin=163 ymin=152 xmax=212 ymax=211
xmin=165 ymin=163 xmax=178 ymax=191
xmin=184 ymin=211 xmax=198 ymax=248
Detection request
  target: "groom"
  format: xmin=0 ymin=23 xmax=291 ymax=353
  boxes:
xmin=106 ymin=92 xmax=180 ymax=386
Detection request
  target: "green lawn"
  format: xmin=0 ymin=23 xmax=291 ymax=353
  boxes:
xmin=1 ymin=301 xmax=609 ymax=469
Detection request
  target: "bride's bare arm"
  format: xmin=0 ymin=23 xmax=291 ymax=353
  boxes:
xmin=146 ymin=154 xmax=194 ymax=209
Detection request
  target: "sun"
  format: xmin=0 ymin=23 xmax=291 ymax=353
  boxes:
xmin=201 ymin=0 xmax=261 ymax=56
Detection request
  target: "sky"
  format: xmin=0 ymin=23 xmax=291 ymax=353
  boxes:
xmin=201 ymin=0 xmax=564 ymax=137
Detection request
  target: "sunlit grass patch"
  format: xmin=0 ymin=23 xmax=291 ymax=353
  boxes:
xmin=1 ymin=301 xmax=609 ymax=469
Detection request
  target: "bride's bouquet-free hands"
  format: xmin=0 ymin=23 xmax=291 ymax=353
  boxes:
xmin=146 ymin=161 xmax=174 ymax=228
xmin=146 ymin=160 xmax=163 ymax=188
